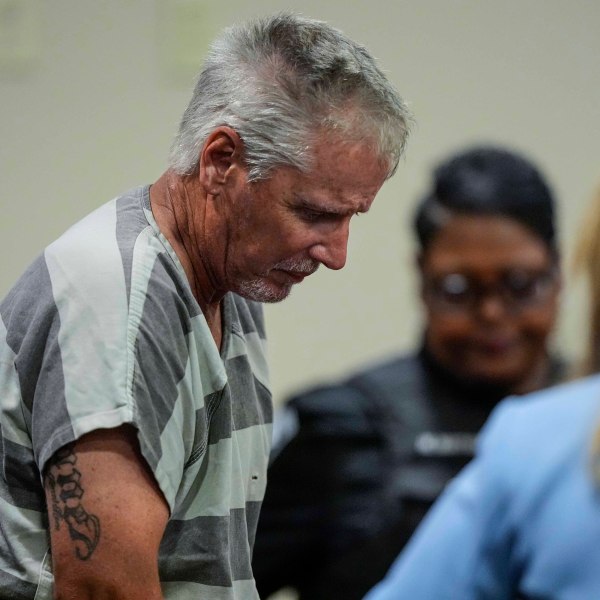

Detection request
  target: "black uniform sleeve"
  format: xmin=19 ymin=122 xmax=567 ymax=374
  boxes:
xmin=253 ymin=383 xmax=386 ymax=599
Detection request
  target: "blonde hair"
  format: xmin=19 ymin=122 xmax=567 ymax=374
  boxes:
xmin=573 ymin=184 xmax=600 ymax=376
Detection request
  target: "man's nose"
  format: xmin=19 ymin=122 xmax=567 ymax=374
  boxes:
xmin=309 ymin=222 xmax=350 ymax=271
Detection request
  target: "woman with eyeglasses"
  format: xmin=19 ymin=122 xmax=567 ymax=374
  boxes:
xmin=253 ymin=146 xmax=565 ymax=600
xmin=416 ymin=146 xmax=562 ymax=398
xmin=364 ymin=186 xmax=600 ymax=600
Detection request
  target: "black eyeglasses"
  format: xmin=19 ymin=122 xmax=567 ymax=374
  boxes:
xmin=424 ymin=268 xmax=557 ymax=314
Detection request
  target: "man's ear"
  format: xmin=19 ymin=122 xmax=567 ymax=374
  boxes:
xmin=198 ymin=127 xmax=245 ymax=195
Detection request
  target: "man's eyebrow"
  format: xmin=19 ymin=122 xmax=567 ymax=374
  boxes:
xmin=293 ymin=195 xmax=371 ymax=215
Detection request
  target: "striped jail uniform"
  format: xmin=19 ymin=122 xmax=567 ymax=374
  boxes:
xmin=0 ymin=186 xmax=273 ymax=599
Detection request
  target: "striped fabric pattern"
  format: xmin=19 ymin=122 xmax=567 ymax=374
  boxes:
xmin=0 ymin=186 xmax=272 ymax=599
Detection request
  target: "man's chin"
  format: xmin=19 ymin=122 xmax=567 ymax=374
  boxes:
xmin=235 ymin=279 xmax=293 ymax=303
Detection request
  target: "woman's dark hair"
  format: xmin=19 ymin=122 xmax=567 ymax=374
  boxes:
xmin=414 ymin=146 xmax=558 ymax=256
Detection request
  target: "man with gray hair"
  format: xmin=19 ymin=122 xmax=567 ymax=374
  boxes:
xmin=0 ymin=13 xmax=410 ymax=600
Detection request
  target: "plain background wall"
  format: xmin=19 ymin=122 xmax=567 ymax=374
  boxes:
xmin=2 ymin=0 xmax=599 ymax=409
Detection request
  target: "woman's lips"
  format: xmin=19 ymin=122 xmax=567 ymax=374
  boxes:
xmin=474 ymin=337 xmax=516 ymax=354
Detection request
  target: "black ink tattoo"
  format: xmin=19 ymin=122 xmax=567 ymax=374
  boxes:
xmin=45 ymin=445 xmax=101 ymax=560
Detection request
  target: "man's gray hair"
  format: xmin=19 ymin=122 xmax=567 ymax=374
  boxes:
xmin=169 ymin=13 xmax=412 ymax=181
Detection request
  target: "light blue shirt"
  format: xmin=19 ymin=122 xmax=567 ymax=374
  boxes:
xmin=365 ymin=375 xmax=600 ymax=600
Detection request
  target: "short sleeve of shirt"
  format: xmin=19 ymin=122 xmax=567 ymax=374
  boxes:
xmin=10 ymin=191 xmax=218 ymax=511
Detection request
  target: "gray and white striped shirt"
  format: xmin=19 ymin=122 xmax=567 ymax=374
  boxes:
xmin=0 ymin=185 xmax=272 ymax=599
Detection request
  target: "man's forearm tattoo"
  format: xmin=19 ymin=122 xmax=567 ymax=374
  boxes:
xmin=45 ymin=445 xmax=101 ymax=560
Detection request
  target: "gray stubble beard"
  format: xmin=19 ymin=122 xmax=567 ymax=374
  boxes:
xmin=236 ymin=257 xmax=320 ymax=303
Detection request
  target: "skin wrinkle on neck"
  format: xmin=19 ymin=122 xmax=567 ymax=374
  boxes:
xmin=150 ymin=173 xmax=224 ymax=344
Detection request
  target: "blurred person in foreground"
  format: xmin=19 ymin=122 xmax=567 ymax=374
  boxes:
xmin=364 ymin=185 xmax=600 ymax=600
xmin=0 ymin=13 xmax=411 ymax=600
xmin=253 ymin=146 xmax=564 ymax=600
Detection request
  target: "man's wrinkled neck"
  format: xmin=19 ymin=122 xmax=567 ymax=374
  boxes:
xmin=149 ymin=170 xmax=226 ymax=315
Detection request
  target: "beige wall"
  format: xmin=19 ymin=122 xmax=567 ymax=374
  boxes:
xmin=1 ymin=0 xmax=599 ymax=406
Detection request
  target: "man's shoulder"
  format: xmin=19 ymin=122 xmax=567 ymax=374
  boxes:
xmin=1 ymin=190 xmax=152 ymax=348
xmin=48 ymin=186 xmax=149 ymax=254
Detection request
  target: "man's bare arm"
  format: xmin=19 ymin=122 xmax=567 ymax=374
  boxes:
xmin=44 ymin=425 xmax=169 ymax=599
